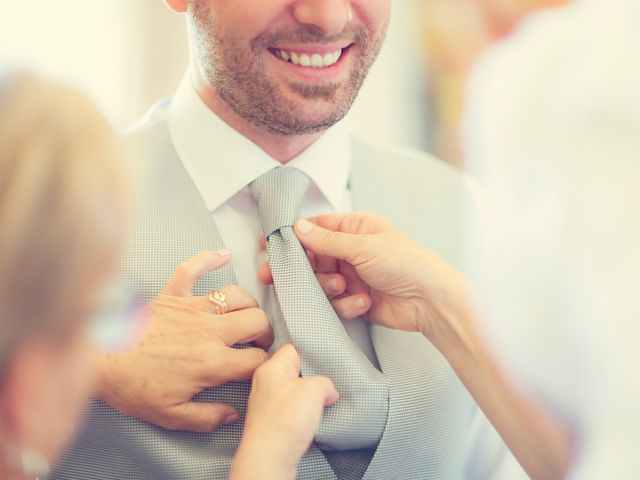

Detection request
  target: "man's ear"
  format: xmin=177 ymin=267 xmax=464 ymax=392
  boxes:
xmin=164 ymin=0 xmax=188 ymax=14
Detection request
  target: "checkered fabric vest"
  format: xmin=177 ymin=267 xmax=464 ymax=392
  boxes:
xmin=51 ymin=120 xmax=474 ymax=480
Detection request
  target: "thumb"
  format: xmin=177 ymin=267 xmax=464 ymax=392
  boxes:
xmin=294 ymin=219 xmax=361 ymax=264
xmin=301 ymin=376 xmax=340 ymax=407
xmin=265 ymin=343 xmax=301 ymax=379
xmin=163 ymin=402 xmax=239 ymax=433
xmin=162 ymin=250 xmax=232 ymax=296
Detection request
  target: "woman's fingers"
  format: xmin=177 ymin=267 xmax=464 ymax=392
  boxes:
xmin=331 ymin=294 xmax=372 ymax=321
xmin=316 ymin=273 xmax=347 ymax=298
xmin=162 ymin=250 xmax=232 ymax=297
xmin=260 ymin=343 xmax=301 ymax=381
xmin=294 ymin=219 xmax=362 ymax=263
xmin=257 ymin=261 xmax=273 ymax=284
xmin=211 ymin=308 xmax=274 ymax=347
xmin=259 ymin=262 xmax=347 ymax=299
xmin=255 ymin=345 xmax=339 ymax=408
xmin=173 ymin=285 xmax=259 ymax=316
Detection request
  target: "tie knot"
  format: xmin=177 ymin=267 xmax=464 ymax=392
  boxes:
xmin=250 ymin=167 xmax=311 ymax=238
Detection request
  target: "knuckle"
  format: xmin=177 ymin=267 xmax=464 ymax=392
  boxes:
xmin=322 ymin=229 xmax=337 ymax=244
xmin=307 ymin=376 xmax=334 ymax=397
xmin=224 ymin=284 xmax=241 ymax=297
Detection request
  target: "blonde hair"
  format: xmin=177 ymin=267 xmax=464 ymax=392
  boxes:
xmin=0 ymin=72 xmax=128 ymax=367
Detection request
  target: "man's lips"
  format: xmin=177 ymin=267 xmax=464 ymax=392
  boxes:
xmin=268 ymin=44 xmax=353 ymax=69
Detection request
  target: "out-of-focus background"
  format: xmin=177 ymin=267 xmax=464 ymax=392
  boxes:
xmin=0 ymin=0 xmax=527 ymax=168
xmin=0 ymin=1 xmax=428 ymax=154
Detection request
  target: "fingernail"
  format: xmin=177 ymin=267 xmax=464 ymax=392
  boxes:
xmin=355 ymin=297 xmax=367 ymax=309
xmin=216 ymin=249 xmax=232 ymax=257
xmin=223 ymin=414 xmax=239 ymax=426
xmin=296 ymin=219 xmax=313 ymax=234
xmin=328 ymin=278 xmax=340 ymax=293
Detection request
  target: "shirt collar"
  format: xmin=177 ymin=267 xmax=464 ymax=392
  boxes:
xmin=168 ymin=70 xmax=351 ymax=212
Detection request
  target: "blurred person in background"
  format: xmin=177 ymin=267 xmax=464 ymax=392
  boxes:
xmin=0 ymin=70 xmax=128 ymax=480
xmin=422 ymin=0 xmax=567 ymax=165
xmin=463 ymin=0 xmax=640 ymax=476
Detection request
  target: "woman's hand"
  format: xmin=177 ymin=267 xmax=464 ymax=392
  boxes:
xmin=94 ymin=250 xmax=274 ymax=433
xmin=231 ymin=344 xmax=338 ymax=480
xmin=291 ymin=213 xmax=472 ymax=346
xmin=288 ymin=213 xmax=573 ymax=480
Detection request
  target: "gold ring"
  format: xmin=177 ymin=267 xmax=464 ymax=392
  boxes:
xmin=208 ymin=290 xmax=229 ymax=315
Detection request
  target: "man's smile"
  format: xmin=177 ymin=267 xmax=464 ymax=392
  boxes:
xmin=268 ymin=44 xmax=352 ymax=69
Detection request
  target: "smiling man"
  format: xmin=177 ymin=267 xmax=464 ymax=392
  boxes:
xmin=184 ymin=0 xmax=388 ymax=156
xmin=52 ymin=1 xmax=521 ymax=479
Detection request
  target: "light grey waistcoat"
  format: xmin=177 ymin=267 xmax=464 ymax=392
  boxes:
xmin=52 ymin=116 xmax=476 ymax=480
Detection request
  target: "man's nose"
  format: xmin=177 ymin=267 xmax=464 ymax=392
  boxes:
xmin=292 ymin=0 xmax=352 ymax=37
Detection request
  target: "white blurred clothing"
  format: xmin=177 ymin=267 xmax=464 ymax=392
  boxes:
xmin=463 ymin=0 xmax=640 ymax=477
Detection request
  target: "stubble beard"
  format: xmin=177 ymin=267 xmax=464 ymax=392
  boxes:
xmin=190 ymin=4 xmax=388 ymax=136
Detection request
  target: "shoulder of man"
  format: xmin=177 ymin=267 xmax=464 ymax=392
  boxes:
xmin=349 ymin=135 xmax=476 ymax=267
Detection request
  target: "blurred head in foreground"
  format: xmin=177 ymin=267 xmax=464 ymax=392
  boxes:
xmin=0 ymin=71 xmax=127 ymax=479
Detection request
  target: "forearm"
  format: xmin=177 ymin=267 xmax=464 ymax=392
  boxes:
xmin=426 ymin=293 xmax=573 ymax=480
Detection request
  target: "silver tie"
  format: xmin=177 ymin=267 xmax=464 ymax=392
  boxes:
xmin=250 ymin=167 xmax=389 ymax=451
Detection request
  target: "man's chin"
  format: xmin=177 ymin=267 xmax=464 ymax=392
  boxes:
xmin=262 ymin=115 xmax=344 ymax=136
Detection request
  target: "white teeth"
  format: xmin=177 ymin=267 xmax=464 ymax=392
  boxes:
xmin=299 ymin=54 xmax=311 ymax=67
xmin=310 ymin=53 xmax=323 ymax=67
xmin=274 ymin=48 xmax=343 ymax=68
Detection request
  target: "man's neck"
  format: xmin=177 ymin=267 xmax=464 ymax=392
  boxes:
xmin=193 ymin=77 xmax=322 ymax=165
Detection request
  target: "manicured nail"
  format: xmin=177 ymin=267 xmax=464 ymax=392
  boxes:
xmin=216 ymin=249 xmax=232 ymax=257
xmin=296 ymin=219 xmax=313 ymax=234
xmin=223 ymin=414 xmax=239 ymax=426
xmin=327 ymin=278 xmax=340 ymax=293
xmin=355 ymin=297 xmax=367 ymax=309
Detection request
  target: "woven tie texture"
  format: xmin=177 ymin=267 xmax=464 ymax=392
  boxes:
xmin=250 ymin=167 xmax=389 ymax=451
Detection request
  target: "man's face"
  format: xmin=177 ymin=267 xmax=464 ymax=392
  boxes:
xmin=187 ymin=0 xmax=391 ymax=135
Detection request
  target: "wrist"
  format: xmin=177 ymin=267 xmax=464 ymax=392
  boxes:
xmin=232 ymin=438 xmax=297 ymax=480
xmin=416 ymin=265 xmax=477 ymax=358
